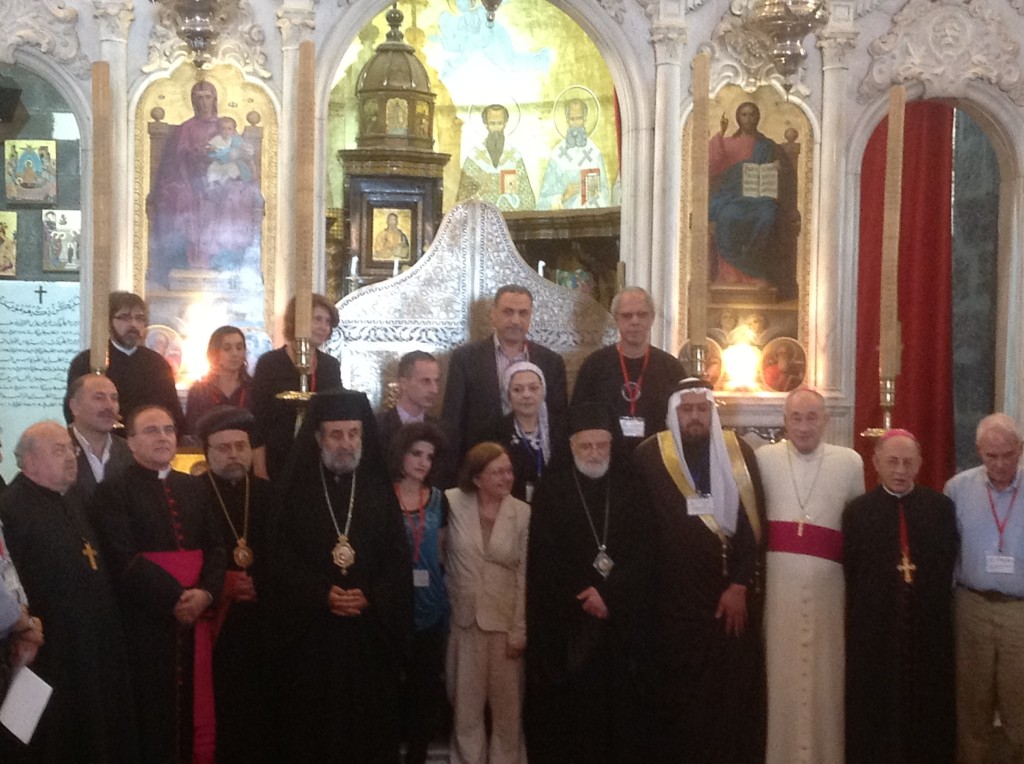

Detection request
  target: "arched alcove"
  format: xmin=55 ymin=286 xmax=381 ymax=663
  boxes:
xmin=316 ymin=0 xmax=654 ymax=306
xmin=0 ymin=52 xmax=88 ymax=484
xmin=847 ymin=87 xmax=1019 ymax=487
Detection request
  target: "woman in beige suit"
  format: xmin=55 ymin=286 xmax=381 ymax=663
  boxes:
xmin=445 ymin=442 xmax=531 ymax=763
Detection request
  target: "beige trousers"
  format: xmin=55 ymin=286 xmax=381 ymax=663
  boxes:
xmin=956 ymin=587 xmax=1024 ymax=763
xmin=447 ymin=623 xmax=525 ymax=764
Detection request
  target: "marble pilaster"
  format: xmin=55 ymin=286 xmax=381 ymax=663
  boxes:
xmin=650 ymin=17 xmax=685 ymax=350
xmin=92 ymin=1 xmax=134 ymax=296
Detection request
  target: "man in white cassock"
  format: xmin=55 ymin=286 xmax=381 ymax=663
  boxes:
xmin=755 ymin=388 xmax=864 ymax=764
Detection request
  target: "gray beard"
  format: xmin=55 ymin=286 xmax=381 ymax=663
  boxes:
xmin=324 ymin=447 xmax=362 ymax=474
xmin=574 ymin=456 xmax=609 ymax=480
xmin=566 ymin=126 xmax=588 ymax=149
xmin=485 ymin=131 xmax=506 ymax=168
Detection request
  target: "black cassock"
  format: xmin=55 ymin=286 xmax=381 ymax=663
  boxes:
xmin=524 ymin=463 xmax=653 ymax=764
xmin=269 ymin=463 xmax=413 ymax=763
xmin=0 ymin=474 xmax=137 ymax=763
xmin=196 ymin=473 xmax=276 ymax=764
xmin=632 ymin=434 xmax=766 ymax=764
xmin=843 ymin=485 xmax=959 ymax=764
xmin=90 ymin=464 xmax=226 ymax=764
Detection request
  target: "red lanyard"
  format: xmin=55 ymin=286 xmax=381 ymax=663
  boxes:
xmin=617 ymin=345 xmax=650 ymax=417
xmin=986 ymin=482 xmax=1019 ymax=553
xmin=396 ymin=486 xmax=428 ymax=564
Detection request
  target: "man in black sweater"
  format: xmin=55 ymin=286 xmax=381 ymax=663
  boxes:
xmin=65 ymin=292 xmax=184 ymax=432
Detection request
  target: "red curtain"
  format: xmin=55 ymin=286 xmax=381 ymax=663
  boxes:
xmin=854 ymin=102 xmax=956 ymax=491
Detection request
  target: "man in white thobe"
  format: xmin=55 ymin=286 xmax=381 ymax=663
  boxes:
xmin=755 ymin=388 xmax=864 ymax=764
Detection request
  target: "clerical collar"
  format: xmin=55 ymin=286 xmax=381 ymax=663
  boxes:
xmin=110 ymin=338 xmax=138 ymax=357
xmin=882 ymin=484 xmax=914 ymax=499
xmin=157 ymin=467 xmax=171 ymax=479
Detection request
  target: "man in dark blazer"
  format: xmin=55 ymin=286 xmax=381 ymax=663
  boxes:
xmin=441 ymin=284 xmax=567 ymax=462
xmin=376 ymin=350 xmax=442 ymax=454
xmin=68 ymin=373 xmax=132 ymax=500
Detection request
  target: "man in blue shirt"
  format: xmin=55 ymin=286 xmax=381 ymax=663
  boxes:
xmin=946 ymin=413 xmax=1024 ymax=763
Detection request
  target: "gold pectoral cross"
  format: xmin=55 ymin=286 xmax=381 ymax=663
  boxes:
xmin=897 ymin=553 xmax=916 ymax=584
xmin=82 ymin=540 xmax=99 ymax=571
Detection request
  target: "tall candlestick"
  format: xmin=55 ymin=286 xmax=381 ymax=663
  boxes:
xmin=688 ymin=52 xmax=711 ymax=348
xmin=294 ymin=40 xmax=316 ymax=340
xmin=90 ymin=62 xmax=112 ymax=372
xmin=879 ymin=85 xmax=906 ymax=379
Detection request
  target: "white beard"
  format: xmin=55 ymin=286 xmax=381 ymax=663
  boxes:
xmin=574 ymin=456 xmax=609 ymax=480
xmin=324 ymin=446 xmax=362 ymax=474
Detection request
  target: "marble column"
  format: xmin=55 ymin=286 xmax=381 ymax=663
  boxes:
xmin=649 ymin=19 xmax=686 ymax=351
xmin=814 ymin=23 xmax=857 ymax=442
xmin=91 ymin=1 xmax=134 ymax=296
xmin=276 ymin=4 xmax=316 ymax=339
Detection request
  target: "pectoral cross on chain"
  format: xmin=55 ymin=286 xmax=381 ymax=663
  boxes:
xmin=82 ymin=540 xmax=99 ymax=571
xmin=897 ymin=553 xmax=916 ymax=584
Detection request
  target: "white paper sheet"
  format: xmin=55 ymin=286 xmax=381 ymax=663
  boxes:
xmin=0 ymin=665 xmax=53 ymax=744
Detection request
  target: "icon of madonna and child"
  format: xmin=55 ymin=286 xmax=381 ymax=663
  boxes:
xmin=146 ymin=81 xmax=265 ymax=290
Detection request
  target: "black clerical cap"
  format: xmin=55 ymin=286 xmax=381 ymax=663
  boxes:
xmin=568 ymin=402 xmax=613 ymax=435
xmin=675 ymin=376 xmax=713 ymax=393
xmin=196 ymin=406 xmax=255 ymax=450
xmin=307 ymin=390 xmax=372 ymax=425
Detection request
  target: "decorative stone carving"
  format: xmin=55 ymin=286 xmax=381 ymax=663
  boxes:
xmin=701 ymin=5 xmax=811 ymax=96
xmin=93 ymin=0 xmax=135 ymax=41
xmin=817 ymin=31 xmax=858 ymax=68
xmin=652 ymin=25 xmax=687 ymax=64
xmin=0 ymin=0 xmax=89 ymax=77
xmin=600 ymin=0 xmax=627 ymax=25
xmin=858 ymin=0 xmax=1024 ymax=106
xmin=277 ymin=7 xmax=316 ymax=47
xmin=143 ymin=0 xmax=271 ymax=78
xmin=325 ymin=201 xmax=617 ymax=407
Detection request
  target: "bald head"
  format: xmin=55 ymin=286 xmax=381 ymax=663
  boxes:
xmin=69 ymin=374 xmax=120 ymax=437
xmin=15 ymin=421 xmax=78 ymax=494
xmin=783 ymin=388 xmax=828 ymax=454
xmin=873 ymin=433 xmax=921 ymax=495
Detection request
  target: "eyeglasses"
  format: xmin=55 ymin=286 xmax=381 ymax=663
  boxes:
xmin=616 ymin=311 xmax=651 ymax=321
xmin=573 ymin=440 xmax=612 ymax=453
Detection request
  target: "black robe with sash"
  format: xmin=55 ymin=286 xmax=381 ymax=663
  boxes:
xmin=0 ymin=474 xmax=137 ymax=763
xmin=196 ymin=472 xmax=276 ymax=764
xmin=524 ymin=461 xmax=653 ymax=763
xmin=633 ymin=429 xmax=766 ymax=763
xmin=90 ymin=463 xmax=225 ymax=764
xmin=842 ymin=485 xmax=959 ymax=764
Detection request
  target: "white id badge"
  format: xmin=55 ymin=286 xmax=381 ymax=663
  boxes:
xmin=688 ymin=495 xmax=714 ymax=517
xmin=413 ymin=569 xmax=430 ymax=587
xmin=986 ymin=553 xmax=1016 ymax=575
xmin=619 ymin=416 xmax=646 ymax=438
